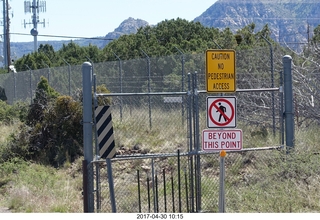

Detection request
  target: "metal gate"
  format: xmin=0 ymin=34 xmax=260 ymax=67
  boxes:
xmin=81 ymin=55 xmax=294 ymax=213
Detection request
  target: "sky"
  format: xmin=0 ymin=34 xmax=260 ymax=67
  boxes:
xmin=7 ymin=0 xmax=217 ymax=43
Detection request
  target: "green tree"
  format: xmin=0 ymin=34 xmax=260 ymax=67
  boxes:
xmin=235 ymin=23 xmax=256 ymax=49
xmin=312 ymin=24 xmax=320 ymax=43
xmin=38 ymin=44 xmax=57 ymax=63
xmin=56 ymin=41 xmax=86 ymax=65
xmin=56 ymin=41 xmax=105 ymax=65
xmin=27 ymin=76 xmax=60 ymax=127
xmin=103 ymin=18 xmax=231 ymax=60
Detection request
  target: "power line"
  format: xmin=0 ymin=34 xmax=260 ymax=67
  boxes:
xmin=10 ymin=32 xmax=114 ymax=41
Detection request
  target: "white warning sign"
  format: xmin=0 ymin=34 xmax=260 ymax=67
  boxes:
xmin=207 ymin=96 xmax=236 ymax=128
xmin=202 ymin=129 xmax=242 ymax=151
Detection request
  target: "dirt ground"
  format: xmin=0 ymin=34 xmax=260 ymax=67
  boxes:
xmin=0 ymin=207 xmax=11 ymax=213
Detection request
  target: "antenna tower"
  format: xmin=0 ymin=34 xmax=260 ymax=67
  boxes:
xmin=24 ymin=0 xmax=47 ymax=52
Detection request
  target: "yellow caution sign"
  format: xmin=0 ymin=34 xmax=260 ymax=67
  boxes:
xmin=205 ymin=49 xmax=236 ymax=93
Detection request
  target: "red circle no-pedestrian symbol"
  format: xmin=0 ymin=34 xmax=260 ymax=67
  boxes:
xmin=207 ymin=96 xmax=237 ymax=128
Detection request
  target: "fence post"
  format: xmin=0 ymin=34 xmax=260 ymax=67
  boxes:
xmin=82 ymin=159 xmax=89 ymax=212
xmin=175 ymin=47 xmax=185 ymax=126
xmin=151 ymin=158 xmax=156 ymax=212
xmin=193 ymin=71 xmax=201 ymax=212
xmin=219 ymin=150 xmax=227 ymax=213
xmin=82 ymin=61 xmax=94 ymax=212
xmin=62 ymin=59 xmax=71 ymax=96
xmin=107 ymin=158 xmax=117 ymax=212
xmin=92 ymin=74 xmax=102 ymax=212
xmin=141 ymin=49 xmax=152 ymax=129
xmin=187 ymin=72 xmax=195 ymax=212
xmin=262 ymin=36 xmax=275 ymax=136
xmin=279 ymin=71 xmax=285 ymax=146
xmin=24 ymin=65 xmax=32 ymax=104
xmin=283 ymin=55 xmax=294 ymax=152
xmin=113 ymin=52 xmax=123 ymax=121
xmin=13 ymin=71 xmax=16 ymax=101
xmin=42 ymin=61 xmax=50 ymax=83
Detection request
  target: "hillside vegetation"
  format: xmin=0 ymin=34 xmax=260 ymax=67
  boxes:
xmin=194 ymin=0 xmax=320 ymax=46
xmin=7 ymin=18 xmax=320 ymax=74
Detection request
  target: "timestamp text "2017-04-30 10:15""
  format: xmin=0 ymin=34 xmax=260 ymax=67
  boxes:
xmin=137 ymin=214 xmax=184 ymax=220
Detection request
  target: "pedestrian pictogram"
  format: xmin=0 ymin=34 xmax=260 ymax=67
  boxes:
xmin=217 ymin=102 xmax=227 ymax=122
xmin=207 ymin=96 xmax=236 ymax=128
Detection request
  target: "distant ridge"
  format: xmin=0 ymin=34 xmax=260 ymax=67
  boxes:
xmin=10 ymin=17 xmax=149 ymax=59
xmin=193 ymin=0 xmax=320 ymax=48
xmin=9 ymin=1 xmax=320 ymax=58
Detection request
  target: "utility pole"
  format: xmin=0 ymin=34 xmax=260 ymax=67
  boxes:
xmin=2 ymin=0 xmax=7 ymax=69
xmin=5 ymin=0 xmax=10 ymax=71
xmin=307 ymin=22 xmax=309 ymax=44
xmin=2 ymin=0 xmax=12 ymax=71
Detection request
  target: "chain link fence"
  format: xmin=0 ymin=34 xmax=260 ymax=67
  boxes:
xmin=0 ymin=46 xmax=320 ymax=212
xmin=91 ymin=146 xmax=318 ymax=213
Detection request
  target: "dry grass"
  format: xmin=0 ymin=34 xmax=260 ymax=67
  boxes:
xmin=113 ymin=107 xmax=188 ymax=153
xmin=1 ymin=109 xmax=320 ymax=212
xmin=0 ymin=157 xmax=84 ymax=212
xmin=0 ymin=121 xmax=18 ymax=144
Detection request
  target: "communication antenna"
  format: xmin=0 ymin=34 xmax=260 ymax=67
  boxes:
xmin=23 ymin=0 xmax=48 ymax=52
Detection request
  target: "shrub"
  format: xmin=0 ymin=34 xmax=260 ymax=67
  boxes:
xmin=6 ymin=77 xmax=83 ymax=167
xmin=3 ymin=77 xmax=113 ymax=167
xmin=96 ymin=84 xmax=112 ymax=106
xmin=0 ymin=101 xmax=28 ymax=124
xmin=24 ymin=95 xmax=83 ymax=167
